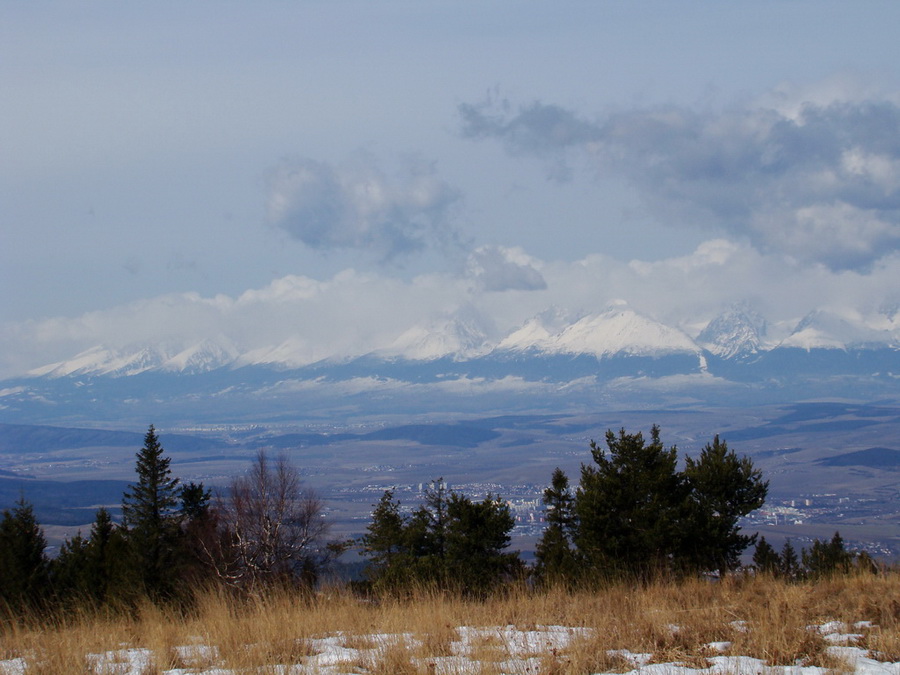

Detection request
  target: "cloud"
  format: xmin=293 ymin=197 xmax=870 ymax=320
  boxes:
xmin=4 ymin=240 xmax=900 ymax=379
xmin=459 ymin=98 xmax=602 ymax=181
xmin=467 ymin=245 xmax=547 ymax=292
xmin=460 ymin=88 xmax=900 ymax=271
xmin=266 ymin=153 xmax=462 ymax=260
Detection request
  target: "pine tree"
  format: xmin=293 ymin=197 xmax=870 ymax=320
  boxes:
xmin=86 ymin=507 xmax=131 ymax=603
xmin=52 ymin=532 xmax=91 ymax=600
xmin=681 ymin=435 xmax=768 ymax=573
xmin=534 ymin=468 xmax=578 ymax=584
xmin=751 ymin=537 xmax=779 ymax=575
xmin=51 ymin=507 xmax=128 ymax=605
xmin=121 ymin=425 xmax=181 ymax=598
xmin=444 ymin=492 xmax=519 ymax=595
xmin=0 ymin=498 xmax=50 ymax=610
xmin=362 ymin=489 xmax=408 ymax=585
xmin=803 ymin=531 xmax=854 ymax=578
xmin=575 ymin=426 xmax=683 ymax=577
xmin=779 ymin=539 xmax=801 ymax=580
xmin=179 ymin=482 xmax=211 ymax=522
xmin=360 ymin=480 xmax=519 ymax=594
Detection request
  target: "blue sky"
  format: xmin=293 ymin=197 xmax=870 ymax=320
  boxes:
xmin=3 ymin=2 xmax=900 ymax=376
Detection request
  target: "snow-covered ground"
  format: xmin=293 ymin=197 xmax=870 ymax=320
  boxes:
xmin=2 ymin=620 xmax=899 ymax=674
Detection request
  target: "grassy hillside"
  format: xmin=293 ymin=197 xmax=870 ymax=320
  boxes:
xmin=2 ymin=573 xmax=899 ymax=673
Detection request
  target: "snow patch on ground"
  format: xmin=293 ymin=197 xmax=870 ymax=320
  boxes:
xmin=2 ymin=621 xmax=900 ymax=674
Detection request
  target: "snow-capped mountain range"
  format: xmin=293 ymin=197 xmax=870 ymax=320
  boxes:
xmin=21 ymin=304 xmax=900 ymax=380
xmin=3 ymin=302 xmax=898 ymax=426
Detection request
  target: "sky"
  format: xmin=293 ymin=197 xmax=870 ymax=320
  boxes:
xmin=3 ymin=2 xmax=900 ymax=378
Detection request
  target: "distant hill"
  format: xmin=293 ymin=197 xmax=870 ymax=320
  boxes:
xmin=0 ymin=423 xmax=226 ymax=454
xmin=0 ymin=477 xmax=129 ymax=525
xmin=817 ymin=447 xmax=900 ymax=468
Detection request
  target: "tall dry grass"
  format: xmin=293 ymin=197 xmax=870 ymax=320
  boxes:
xmin=1 ymin=572 xmax=898 ymax=673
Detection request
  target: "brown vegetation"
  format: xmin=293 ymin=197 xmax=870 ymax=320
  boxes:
xmin=1 ymin=571 xmax=898 ymax=673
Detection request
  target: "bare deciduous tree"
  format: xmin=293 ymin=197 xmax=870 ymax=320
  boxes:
xmin=201 ymin=451 xmax=329 ymax=592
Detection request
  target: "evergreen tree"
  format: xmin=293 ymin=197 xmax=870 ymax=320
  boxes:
xmin=569 ymin=427 xmax=766 ymax=580
xmin=751 ymin=537 xmax=779 ymax=575
xmin=444 ymin=492 xmax=520 ymax=595
xmin=86 ymin=507 xmax=131 ymax=604
xmin=575 ymin=426 xmax=683 ymax=577
xmin=855 ymin=550 xmax=878 ymax=575
xmin=361 ymin=489 xmax=408 ymax=586
xmin=779 ymin=539 xmax=801 ymax=580
xmin=0 ymin=498 xmax=50 ymax=610
xmin=52 ymin=532 xmax=91 ymax=600
xmin=803 ymin=531 xmax=854 ymax=578
xmin=179 ymin=482 xmax=211 ymax=522
xmin=51 ymin=507 xmax=128 ymax=605
xmin=681 ymin=436 xmax=768 ymax=573
xmin=177 ymin=483 xmax=217 ymax=586
xmin=121 ymin=425 xmax=181 ymax=598
xmin=361 ymin=480 xmax=519 ymax=594
xmin=533 ymin=468 xmax=578 ymax=584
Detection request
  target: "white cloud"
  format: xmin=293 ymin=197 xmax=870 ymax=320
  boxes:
xmin=3 ymin=240 xmax=900 ymax=379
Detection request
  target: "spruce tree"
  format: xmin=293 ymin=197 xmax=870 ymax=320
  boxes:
xmin=0 ymin=498 xmax=50 ymax=610
xmin=121 ymin=425 xmax=181 ymax=598
xmin=803 ymin=531 xmax=854 ymax=578
xmin=534 ymin=468 xmax=578 ymax=584
xmin=779 ymin=539 xmax=801 ymax=580
xmin=179 ymin=482 xmax=211 ymax=521
xmin=361 ymin=489 xmax=408 ymax=586
xmin=360 ymin=480 xmax=519 ymax=593
xmin=52 ymin=532 xmax=91 ymax=600
xmin=751 ymin=537 xmax=779 ymax=575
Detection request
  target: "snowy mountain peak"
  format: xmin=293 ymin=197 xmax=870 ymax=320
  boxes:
xmin=697 ymin=306 xmax=766 ymax=359
xmin=553 ymin=306 xmax=699 ymax=358
xmin=162 ymin=338 xmax=240 ymax=373
xmin=384 ymin=316 xmax=491 ymax=361
xmin=27 ymin=345 xmax=166 ymax=378
xmin=780 ymin=309 xmax=895 ymax=350
xmin=500 ymin=305 xmax=698 ymax=358
xmin=497 ymin=306 xmax=579 ymax=352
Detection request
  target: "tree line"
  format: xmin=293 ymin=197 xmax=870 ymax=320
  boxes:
xmin=360 ymin=426 xmax=774 ymax=592
xmin=752 ymin=531 xmax=876 ymax=580
xmin=0 ymin=424 xmax=876 ymax=614
xmin=359 ymin=426 xmax=874 ymax=592
xmin=1 ymin=426 xmax=332 ymax=613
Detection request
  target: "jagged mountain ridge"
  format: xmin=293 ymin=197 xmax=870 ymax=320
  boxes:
xmin=21 ymin=304 xmax=900 ymax=381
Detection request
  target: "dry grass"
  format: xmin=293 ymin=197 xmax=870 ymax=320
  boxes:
xmin=2 ymin=572 xmax=899 ymax=672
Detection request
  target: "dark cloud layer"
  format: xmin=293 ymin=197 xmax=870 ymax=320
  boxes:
xmin=460 ymin=95 xmax=900 ymax=271
xmin=266 ymin=155 xmax=461 ymax=260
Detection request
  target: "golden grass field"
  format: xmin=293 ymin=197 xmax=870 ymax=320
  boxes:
xmin=2 ymin=573 xmax=899 ymax=673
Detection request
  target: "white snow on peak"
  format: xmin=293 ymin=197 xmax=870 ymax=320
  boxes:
xmin=27 ymin=345 xmax=166 ymax=378
xmin=697 ymin=306 xmax=766 ymax=359
xmin=162 ymin=338 xmax=239 ymax=373
xmin=779 ymin=310 xmax=896 ymax=350
xmin=553 ymin=307 xmax=699 ymax=357
xmin=500 ymin=306 xmax=698 ymax=358
xmin=385 ymin=316 xmax=490 ymax=361
xmin=497 ymin=307 xmax=577 ymax=352
xmin=234 ymin=337 xmax=320 ymax=369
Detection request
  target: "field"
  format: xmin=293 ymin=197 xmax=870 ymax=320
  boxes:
xmin=3 ymin=574 xmax=900 ymax=674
